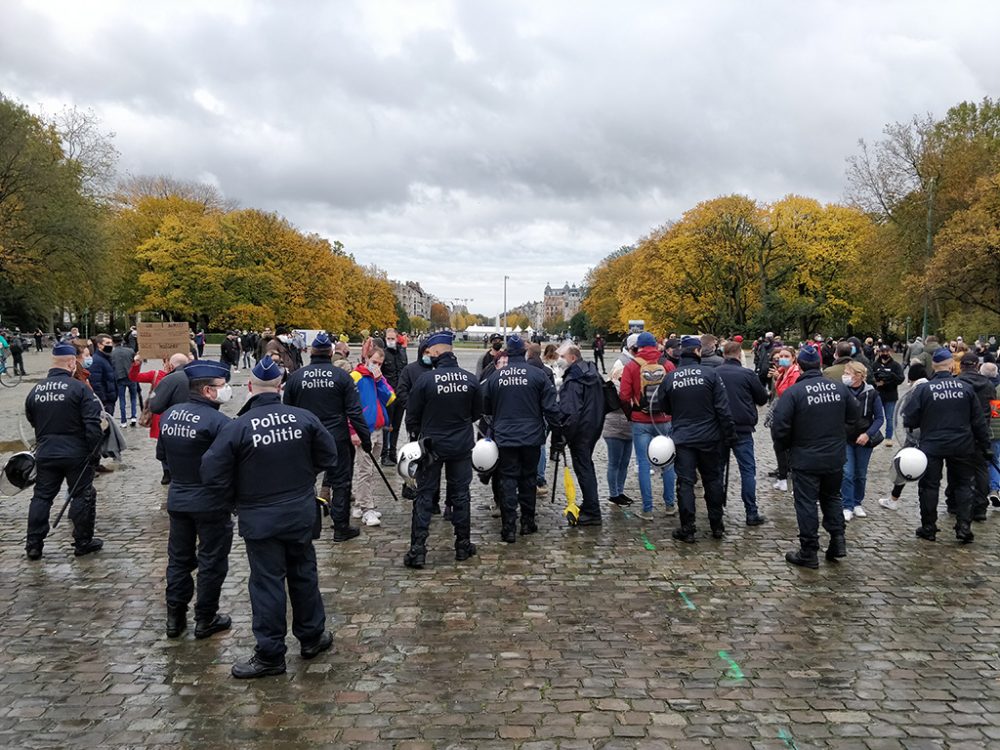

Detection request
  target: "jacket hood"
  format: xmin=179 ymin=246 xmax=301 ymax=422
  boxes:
xmin=636 ymin=346 xmax=661 ymax=362
xmin=565 ymin=359 xmax=599 ymax=384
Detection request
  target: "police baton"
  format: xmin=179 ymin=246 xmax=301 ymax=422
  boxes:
xmin=550 ymin=448 xmax=561 ymax=504
xmin=366 ymin=450 xmax=400 ymax=503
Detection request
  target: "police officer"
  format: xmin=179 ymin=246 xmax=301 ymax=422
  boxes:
xmin=157 ymin=360 xmax=234 ymax=639
xmin=283 ymin=333 xmax=372 ymax=542
xmin=202 ymin=357 xmax=338 ymax=678
xmin=652 ymin=336 xmax=736 ymax=542
xmin=24 ymin=342 xmax=105 ymax=560
xmin=903 ymin=347 xmax=990 ymax=544
xmin=483 ymin=334 xmax=560 ymax=542
xmin=403 ymin=330 xmax=481 ymax=568
xmin=395 ymin=338 xmax=436 ymax=503
xmin=770 ymin=346 xmax=860 ymax=568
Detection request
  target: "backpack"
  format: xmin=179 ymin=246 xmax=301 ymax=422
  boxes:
xmin=636 ymin=360 xmax=667 ymax=411
xmin=602 ymin=379 xmax=621 ymax=414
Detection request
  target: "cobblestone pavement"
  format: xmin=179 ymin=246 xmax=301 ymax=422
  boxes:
xmin=3 ymin=347 xmax=1000 ymax=749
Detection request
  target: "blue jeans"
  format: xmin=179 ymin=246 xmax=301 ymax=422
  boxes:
xmin=842 ymin=442 xmax=874 ymax=510
xmin=883 ymin=400 xmax=896 ymax=440
xmin=117 ymin=379 xmax=138 ymax=421
xmin=989 ymin=440 xmax=1000 ymax=493
xmin=604 ymin=437 xmax=633 ymax=497
xmin=631 ymin=421 xmax=676 ymax=513
xmin=722 ymin=433 xmax=758 ymax=514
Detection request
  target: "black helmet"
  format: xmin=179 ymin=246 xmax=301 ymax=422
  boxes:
xmin=0 ymin=452 xmax=36 ymax=495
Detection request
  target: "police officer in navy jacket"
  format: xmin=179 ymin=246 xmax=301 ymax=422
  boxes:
xmin=652 ymin=336 xmax=736 ymax=543
xmin=157 ymin=360 xmax=234 ymax=640
xmin=24 ymin=342 xmax=105 ymax=560
xmin=483 ymin=334 xmax=560 ymax=541
xmin=283 ymin=332 xmax=371 ymax=542
xmin=202 ymin=357 xmax=338 ymax=678
xmin=403 ymin=330 xmax=482 ymax=568
xmin=771 ymin=346 xmax=860 ymax=568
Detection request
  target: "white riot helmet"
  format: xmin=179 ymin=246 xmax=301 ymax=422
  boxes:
xmin=396 ymin=441 xmax=424 ymax=480
xmin=893 ymin=447 xmax=928 ymax=482
xmin=647 ymin=435 xmax=676 ymax=468
xmin=0 ymin=451 xmax=37 ymax=495
xmin=472 ymin=438 xmax=499 ymax=473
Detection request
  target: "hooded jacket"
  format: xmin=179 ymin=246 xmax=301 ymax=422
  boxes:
xmin=872 ymin=355 xmax=904 ymax=403
xmin=395 ymin=342 xmax=433 ymax=413
xmin=619 ymin=346 xmax=674 ymax=424
xmin=845 ymin=382 xmax=885 ymax=442
xmin=557 ymin=359 xmax=605 ymax=443
xmin=350 ymin=364 xmax=395 ymax=433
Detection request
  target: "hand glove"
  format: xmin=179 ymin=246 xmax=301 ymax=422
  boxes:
xmin=361 ymin=440 xmax=373 ymax=455
xmin=549 ymin=434 xmax=566 ymax=460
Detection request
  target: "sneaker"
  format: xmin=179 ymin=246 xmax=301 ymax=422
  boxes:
xmin=351 ymin=506 xmax=364 ymax=519
xmin=362 ymin=510 xmax=381 ymax=527
xmin=663 ymin=503 xmax=677 ymax=515
xmin=878 ymin=497 xmax=900 ymax=511
xmin=884 ymin=439 xmax=893 ymax=447
xmin=843 ymin=509 xmax=853 ymax=522
xmin=119 ymin=421 xmax=128 ymax=428
xmin=853 ymin=506 xmax=868 ymax=518
xmin=990 ymin=492 xmax=1000 ymax=508
xmin=130 ymin=418 xmax=137 ymax=427
xmin=773 ymin=479 xmax=787 ymax=492
xmin=635 ymin=510 xmax=654 ymax=521
xmin=608 ymin=495 xmax=632 ymax=506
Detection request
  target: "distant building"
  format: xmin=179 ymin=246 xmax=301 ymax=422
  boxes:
xmin=392 ymin=280 xmax=436 ymax=320
xmin=543 ymin=282 xmax=582 ymax=323
xmin=505 ymin=300 xmax=543 ymax=330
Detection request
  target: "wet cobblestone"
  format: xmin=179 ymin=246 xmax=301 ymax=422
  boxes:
xmin=2 ymin=348 xmax=1000 ymax=748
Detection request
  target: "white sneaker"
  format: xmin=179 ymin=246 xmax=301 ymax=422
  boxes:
xmin=843 ymin=509 xmax=853 ymax=522
xmin=362 ymin=509 xmax=381 ymax=527
xmin=373 ymin=510 xmax=382 ymax=518
xmin=878 ymin=497 xmax=900 ymax=511
xmin=129 ymin=418 xmax=137 ymax=426
xmin=635 ymin=510 xmax=654 ymax=521
xmin=351 ymin=506 xmax=364 ymax=519
xmin=853 ymin=506 xmax=868 ymax=518
xmin=119 ymin=422 xmax=127 ymax=428
xmin=773 ymin=479 xmax=787 ymax=492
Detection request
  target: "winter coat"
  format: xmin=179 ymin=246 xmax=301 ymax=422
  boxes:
xmin=482 ymin=353 xmax=560 ymax=447
xmin=350 ymin=364 xmax=395 ymax=433
xmin=902 ymin=371 xmax=990 ymax=458
xmin=715 ymin=358 xmax=768 ymax=433
xmin=872 ymin=356 xmax=904 ymax=403
xmin=651 ymin=354 xmax=735 ymax=448
xmin=619 ymin=346 xmax=674 ymax=424
xmin=380 ymin=344 xmax=408 ymax=388
xmin=88 ymin=349 xmax=118 ymax=407
xmin=557 ymin=359 xmax=605 ymax=444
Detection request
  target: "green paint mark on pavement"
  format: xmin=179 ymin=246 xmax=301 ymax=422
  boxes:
xmin=640 ymin=532 xmax=656 ymax=551
xmin=678 ymin=590 xmax=696 ymax=610
xmin=718 ymin=650 xmax=745 ymax=680
xmin=777 ymin=727 xmax=798 ymax=749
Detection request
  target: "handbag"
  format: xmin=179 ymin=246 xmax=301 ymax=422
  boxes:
xmin=137 ymin=371 xmax=164 ymax=428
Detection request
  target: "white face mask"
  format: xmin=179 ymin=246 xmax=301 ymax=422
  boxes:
xmin=278 ymin=334 xmax=291 ymax=344
xmin=212 ymin=384 xmax=233 ymax=403
xmin=386 ymin=339 xmax=396 ymax=349
xmin=841 ymin=374 xmax=854 ymax=386
xmin=556 ymin=357 xmax=569 ymax=370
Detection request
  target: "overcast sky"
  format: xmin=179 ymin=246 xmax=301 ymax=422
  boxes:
xmin=2 ymin=1 xmax=998 ymax=316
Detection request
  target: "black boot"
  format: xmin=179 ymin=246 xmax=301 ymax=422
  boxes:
xmin=826 ymin=534 xmax=847 ymax=560
xmin=672 ymin=526 xmax=696 ymax=543
xmin=575 ymin=512 xmax=602 ymax=526
xmin=745 ymin=511 xmax=766 ymax=526
xmin=956 ymin=522 xmax=975 ymax=544
xmin=785 ymin=548 xmax=819 ymax=569
xmin=403 ymin=546 xmax=426 ymax=569
xmin=333 ymin=526 xmax=361 ymax=542
xmin=455 ymin=540 xmax=477 ymax=561
xmin=300 ymin=630 xmax=333 ymax=659
xmin=74 ymin=538 xmax=104 ymax=557
xmin=501 ymin=520 xmax=517 ymax=544
xmin=401 ymin=483 xmax=417 ymax=500
xmin=711 ymin=524 xmax=725 ymax=539
xmin=430 ymin=501 xmax=442 ymax=515
xmin=25 ymin=544 xmax=43 ymax=561
xmin=443 ymin=503 xmax=453 ymax=521
xmin=195 ymin=614 xmax=232 ymax=639
xmin=915 ymin=525 xmax=937 ymax=542
xmin=520 ymin=516 xmax=538 ymax=535
xmin=231 ymin=651 xmax=286 ymax=679
xmin=166 ymin=606 xmax=187 ymax=638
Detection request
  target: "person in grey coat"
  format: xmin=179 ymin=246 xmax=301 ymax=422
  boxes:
xmin=602 ymin=359 xmax=634 ymax=506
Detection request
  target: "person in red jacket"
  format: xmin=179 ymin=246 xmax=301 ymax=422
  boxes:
xmin=768 ymin=347 xmax=801 ymax=491
xmin=619 ymin=331 xmax=677 ymax=520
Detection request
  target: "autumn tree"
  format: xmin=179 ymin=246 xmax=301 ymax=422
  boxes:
xmin=429 ymin=302 xmax=450 ymax=328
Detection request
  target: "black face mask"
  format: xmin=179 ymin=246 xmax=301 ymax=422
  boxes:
xmin=492 ymin=342 xmax=502 ymax=351
xmin=102 ymin=345 xmax=113 ymax=354
xmin=430 ymin=354 xmax=444 ymax=367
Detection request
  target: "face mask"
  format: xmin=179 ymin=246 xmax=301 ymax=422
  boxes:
xmin=841 ymin=374 xmax=854 ymax=386
xmin=556 ymin=357 xmax=569 ymax=369
xmin=386 ymin=340 xmax=396 ymax=349
xmin=421 ymin=354 xmax=432 ymax=366
xmin=102 ymin=345 xmax=113 ymax=354
xmin=850 ymin=345 xmax=857 ymax=356
xmin=278 ymin=335 xmax=291 ymax=344
xmin=83 ymin=356 xmax=93 ymax=368
xmin=492 ymin=342 xmax=503 ymax=351
xmin=429 ymin=355 xmax=443 ymax=367
xmin=211 ymin=384 xmax=233 ymax=404
xmin=778 ymin=357 xmax=791 ymax=367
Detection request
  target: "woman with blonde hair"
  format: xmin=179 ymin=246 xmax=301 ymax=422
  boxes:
xmin=841 ymin=360 xmax=885 ymax=521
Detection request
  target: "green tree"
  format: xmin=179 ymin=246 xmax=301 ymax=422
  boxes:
xmin=395 ymin=300 xmax=411 ymax=332
xmin=569 ymin=311 xmax=592 ymax=339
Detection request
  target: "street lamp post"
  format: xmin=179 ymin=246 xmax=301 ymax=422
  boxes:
xmin=503 ymin=275 xmax=509 ymax=336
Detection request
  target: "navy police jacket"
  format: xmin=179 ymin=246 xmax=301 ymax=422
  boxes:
xmin=902 ymin=371 xmax=989 ymax=458
xmin=715 ymin=358 xmax=768 ymax=434
xmin=652 ymin=354 xmax=736 ymax=448
xmin=283 ymin=355 xmax=370 ymax=446
xmin=156 ymin=395 xmax=232 ymax=513
xmin=25 ymin=368 xmax=104 ymax=460
xmin=201 ymin=392 xmax=338 ymax=540
xmin=557 ymin=359 xmax=604 ymax=443
xmin=405 ymin=352 xmax=481 ymax=459
xmin=770 ymin=368 xmax=860 ymax=473
xmin=483 ymin=353 xmax=560 ymax=447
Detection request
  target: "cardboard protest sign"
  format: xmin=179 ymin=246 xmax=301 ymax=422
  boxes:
xmin=137 ymin=322 xmax=190 ymax=359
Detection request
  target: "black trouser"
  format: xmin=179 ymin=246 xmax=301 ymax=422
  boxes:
xmin=244 ymin=532 xmax=325 ymax=659
xmin=26 ymin=456 xmax=97 ymax=550
xmin=791 ymin=470 xmax=844 ymax=552
xmin=166 ymin=510 xmax=234 ymax=621
xmin=324 ymin=438 xmax=355 ymax=531
xmin=12 ymin=350 xmax=25 ymax=375
xmin=567 ymin=435 xmax=601 ymax=517
xmin=946 ymin=456 xmax=989 ymax=517
xmin=498 ymin=445 xmax=541 ymax=524
xmin=594 ymin=351 xmax=605 ymax=373
xmin=382 ymin=402 xmax=405 ymax=459
xmin=920 ymin=454 xmax=975 ymax=530
xmin=675 ymin=444 xmax=725 ymax=531
xmin=411 ymin=454 xmax=472 ymax=550
xmin=773 ymin=440 xmax=790 ymax=480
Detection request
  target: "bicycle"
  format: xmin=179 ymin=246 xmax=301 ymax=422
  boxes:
xmin=0 ymin=353 xmax=23 ymax=387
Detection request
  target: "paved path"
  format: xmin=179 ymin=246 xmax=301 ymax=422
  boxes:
xmin=1 ymin=347 xmax=999 ymax=749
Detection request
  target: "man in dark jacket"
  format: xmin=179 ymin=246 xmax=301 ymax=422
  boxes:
xmin=872 ymin=344 xmax=904 ymax=445
xmin=477 ymin=333 xmax=504 ymax=377
xmin=652 ymin=336 xmax=736 ymax=542
xmin=24 ymin=343 xmax=106 ymax=560
xmin=483 ymin=335 xmax=560 ymax=541
xmin=157 ymin=360 xmax=234 ymax=640
xmin=404 ymin=331 xmax=481 ymax=568
xmin=379 ymin=327 xmax=408 ymax=467
xmin=698 ymin=334 xmax=724 ymax=368
xmin=552 ymin=343 xmax=605 ymax=526
xmin=89 ymin=334 xmax=118 ymax=415
xmin=771 ymin=346 xmax=860 ymax=568
xmin=955 ymin=352 xmax=995 ymax=522
xmin=903 ymin=348 xmax=990 ymax=543
xmin=283 ymin=333 xmax=371 ymax=541
xmin=149 ymin=358 xmax=191 ymax=415
xmin=715 ymin=341 xmax=769 ymax=525
xmin=221 ymin=331 xmax=242 ymax=372
xmin=395 ymin=338 xmax=435 ymax=502
xmin=592 ymin=333 xmax=606 ymax=374
xmin=848 ymin=336 xmax=875 ymax=384
xmin=201 ymin=357 xmax=338 ymax=678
